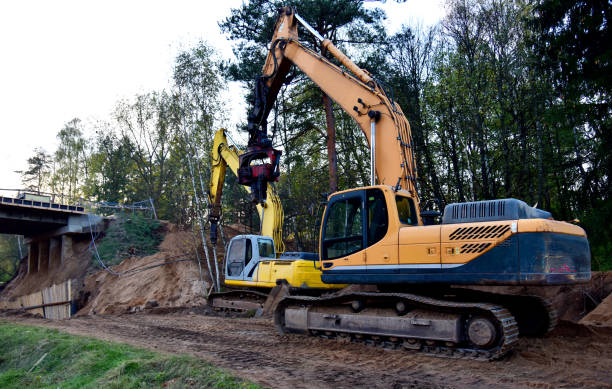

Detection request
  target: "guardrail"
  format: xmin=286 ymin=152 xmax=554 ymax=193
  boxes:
xmin=0 ymin=188 xmax=156 ymax=219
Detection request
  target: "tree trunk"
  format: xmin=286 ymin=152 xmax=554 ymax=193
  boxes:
xmin=536 ymin=118 xmax=544 ymax=208
xmin=473 ymin=104 xmax=491 ymax=199
xmin=320 ymin=44 xmax=338 ymax=193
xmin=447 ymin=120 xmax=465 ymax=202
xmin=322 ymin=92 xmax=338 ymax=193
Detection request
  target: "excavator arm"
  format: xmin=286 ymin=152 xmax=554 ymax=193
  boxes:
xmin=245 ymin=7 xmax=419 ymax=206
xmin=209 ymin=128 xmax=285 ymax=254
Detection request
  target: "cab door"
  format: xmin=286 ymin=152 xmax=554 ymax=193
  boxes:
xmin=320 ymin=190 xmax=367 ymax=271
xmin=226 ymin=238 xmax=246 ymax=280
xmin=225 ymin=237 xmax=254 ymax=280
xmin=364 ymin=188 xmax=398 ymax=273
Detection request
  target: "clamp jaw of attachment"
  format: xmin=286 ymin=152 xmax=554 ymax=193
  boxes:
xmin=238 ymin=145 xmax=282 ymax=205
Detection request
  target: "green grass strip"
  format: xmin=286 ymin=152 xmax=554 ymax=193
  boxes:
xmin=0 ymin=321 xmax=262 ymax=389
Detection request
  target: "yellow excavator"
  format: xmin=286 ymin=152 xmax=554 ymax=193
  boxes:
xmin=207 ymin=128 xmax=344 ymax=311
xmin=220 ymin=7 xmax=591 ymax=359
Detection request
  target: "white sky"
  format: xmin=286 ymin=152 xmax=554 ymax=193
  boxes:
xmin=0 ymin=0 xmax=444 ymax=191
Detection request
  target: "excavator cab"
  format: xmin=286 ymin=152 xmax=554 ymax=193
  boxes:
xmin=221 ymin=234 xmax=346 ymax=290
xmin=320 ymin=187 xmax=395 ymax=263
xmin=225 ymin=235 xmax=276 ymax=281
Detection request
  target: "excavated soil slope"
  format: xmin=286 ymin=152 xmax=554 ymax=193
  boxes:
xmin=0 ymin=221 xmax=255 ymax=314
xmin=4 ymin=311 xmax=612 ymax=389
xmin=77 ymin=227 xmax=209 ymax=315
xmin=76 ymin=222 xmax=258 ymax=315
xmin=581 ymin=292 xmax=612 ymax=327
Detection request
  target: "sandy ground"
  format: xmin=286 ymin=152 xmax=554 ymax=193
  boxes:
xmin=3 ymin=310 xmax=612 ymax=389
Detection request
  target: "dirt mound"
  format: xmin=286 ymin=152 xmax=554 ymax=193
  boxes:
xmin=580 ymin=292 xmax=612 ymax=327
xmin=0 ymin=218 xmax=253 ymax=315
xmin=78 ymin=228 xmax=210 ymax=315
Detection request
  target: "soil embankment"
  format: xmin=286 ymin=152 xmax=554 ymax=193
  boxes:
xmin=0 ymin=220 xmax=253 ymax=314
xmin=77 ymin=226 xmax=207 ymax=315
xmin=581 ymin=291 xmax=612 ymax=327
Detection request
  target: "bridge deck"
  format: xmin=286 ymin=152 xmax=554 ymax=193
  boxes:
xmin=0 ymin=196 xmax=89 ymax=236
xmin=0 ymin=196 xmax=85 ymax=214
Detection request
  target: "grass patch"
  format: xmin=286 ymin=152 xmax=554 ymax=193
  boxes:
xmin=95 ymin=213 xmax=163 ymax=268
xmin=0 ymin=322 xmax=262 ymax=389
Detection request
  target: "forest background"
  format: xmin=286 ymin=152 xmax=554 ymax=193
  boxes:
xmin=1 ymin=0 xmax=610 ymax=281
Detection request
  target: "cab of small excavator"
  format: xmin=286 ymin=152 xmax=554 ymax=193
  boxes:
xmin=225 ymin=235 xmax=276 ymax=281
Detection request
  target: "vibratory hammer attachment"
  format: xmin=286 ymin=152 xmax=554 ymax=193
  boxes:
xmin=238 ymin=146 xmax=282 ymax=205
xmin=239 ymin=75 xmax=282 ymax=205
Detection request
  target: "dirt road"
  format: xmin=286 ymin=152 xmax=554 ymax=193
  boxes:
xmin=3 ymin=310 xmax=612 ymax=389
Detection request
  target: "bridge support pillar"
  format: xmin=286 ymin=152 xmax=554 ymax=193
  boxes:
xmin=49 ymin=238 xmax=61 ymax=268
xmin=38 ymin=239 xmax=49 ymax=273
xmin=27 ymin=242 xmax=39 ymax=274
xmin=61 ymin=235 xmax=73 ymax=263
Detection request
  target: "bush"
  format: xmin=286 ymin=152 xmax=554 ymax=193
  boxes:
xmin=94 ymin=213 xmax=162 ymax=268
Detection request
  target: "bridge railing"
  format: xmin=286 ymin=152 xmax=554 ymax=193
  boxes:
xmin=78 ymin=198 xmax=157 ymax=219
xmin=0 ymin=188 xmax=157 ymax=219
xmin=0 ymin=188 xmax=85 ymax=213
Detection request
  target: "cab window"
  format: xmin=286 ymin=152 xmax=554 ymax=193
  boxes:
xmin=367 ymin=189 xmax=388 ymax=246
xmin=258 ymin=239 xmax=275 ymax=258
xmin=245 ymin=239 xmax=253 ymax=266
xmin=227 ymin=238 xmax=245 ymax=276
xmin=396 ymin=195 xmax=417 ymax=225
xmin=323 ymin=195 xmax=363 ymax=260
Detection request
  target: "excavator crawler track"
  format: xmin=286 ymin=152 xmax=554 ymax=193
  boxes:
xmin=442 ymin=289 xmax=558 ymax=337
xmin=274 ymin=292 xmax=519 ymax=361
xmin=208 ymin=290 xmax=269 ymax=312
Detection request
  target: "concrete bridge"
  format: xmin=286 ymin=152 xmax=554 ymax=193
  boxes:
xmin=0 ymin=194 xmax=103 ymax=275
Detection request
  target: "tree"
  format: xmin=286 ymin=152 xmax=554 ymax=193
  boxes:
xmin=0 ymin=235 xmax=21 ymax=283
xmin=386 ymin=24 xmax=445 ymax=207
xmin=114 ymin=92 xmax=173 ymax=217
xmin=174 ymin=40 xmax=224 ymax=141
xmin=83 ymin=125 xmax=135 ymax=204
xmin=534 ymin=0 xmax=612 ymax=267
xmin=18 ymin=148 xmax=52 ymax=193
xmin=535 ymin=0 xmax=611 ymax=206
xmin=52 ymin=118 xmax=86 ymax=201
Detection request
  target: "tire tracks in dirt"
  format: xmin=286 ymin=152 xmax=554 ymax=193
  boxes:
xmin=3 ymin=312 xmax=612 ymax=388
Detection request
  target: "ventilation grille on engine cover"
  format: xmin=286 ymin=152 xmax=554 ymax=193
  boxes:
xmin=450 ymin=201 xmax=506 ymax=220
xmin=460 ymin=242 xmax=492 ymax=253
xmin=441 ymin=198 xmax=552 ymax=224
xmin=449 ymin=225 xmax=510 ymax=240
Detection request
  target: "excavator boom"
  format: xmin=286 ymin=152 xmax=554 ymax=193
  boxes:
xmin=243 ymin=6 xmax=419 ymax=203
